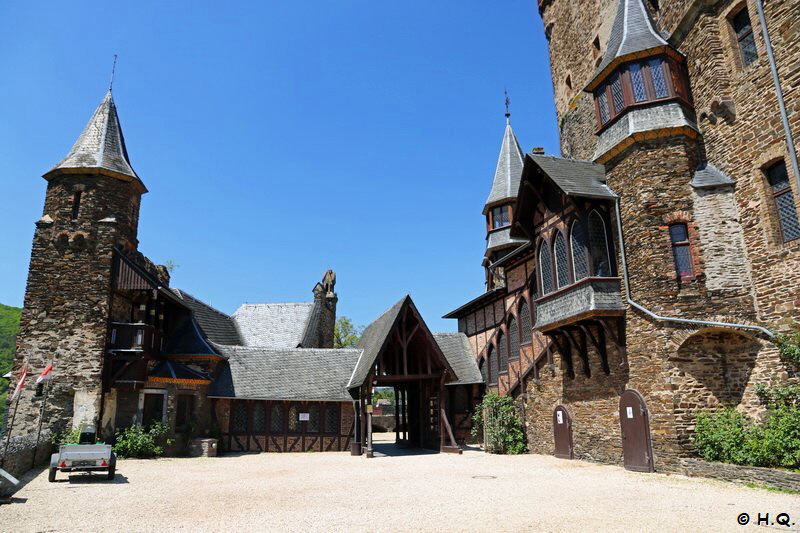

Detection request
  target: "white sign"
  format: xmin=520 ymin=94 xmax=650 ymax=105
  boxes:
xmin=626 ymin=406 xmax=634 ymax=419
xmin=556 ymin=411 xmax=563 ymax=425
xmin=299 ymin=413 xmax=310 ymax=422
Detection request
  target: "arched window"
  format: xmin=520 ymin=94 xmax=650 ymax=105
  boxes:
xmin=588 ymin=211 xmax=612 ymax=276
xmin=508 ymin=317 xmax=519 ymax=360
xmin=497 ymin=331 xmax=508 ymax=374
xmin=571 ymin=220 xmax=589 ymax=281
xmin=554 ymin=232 xmax=570 ymax=288
xmin=479 ymin=358 xmax=487 ymax=383
xmin=539 ymin=240 xmax=554 ymax=294
xmin=487 ymin=346 xmax=496 ymax=385
xmin=519 ymin=301 xmax=532 ymax=344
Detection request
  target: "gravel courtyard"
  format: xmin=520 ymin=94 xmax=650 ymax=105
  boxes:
xmin=2 ymin=438 xmax=798 ymax=532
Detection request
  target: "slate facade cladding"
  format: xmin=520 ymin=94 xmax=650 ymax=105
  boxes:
xmin=448 ymin=0 xmax=799 ymax=472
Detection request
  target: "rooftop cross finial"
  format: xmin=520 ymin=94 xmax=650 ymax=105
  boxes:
xmin=109 ymin=54 xmax=118 ymax=93
xmin=504 ymin=89 xmax=511 ymax=123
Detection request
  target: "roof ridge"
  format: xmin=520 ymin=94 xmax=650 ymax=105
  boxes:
xmin=174 ymin=288 xmax=232 ymax=319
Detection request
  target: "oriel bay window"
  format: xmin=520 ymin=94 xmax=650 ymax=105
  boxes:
xmin=491 ymin=205 xmax=511 ymax=229
xmin=766 ymin=161 xmax=800 ymax=243
xmin=594 ymin=57 xmax=689 ymax=129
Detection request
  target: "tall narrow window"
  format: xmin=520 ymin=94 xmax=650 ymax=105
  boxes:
xmin=669 ymin=224 xmax=694 ymax=277
xmin=71 ymin=191 xmax=82 ymax=220
xmin=508 ymin=317 xmax=519 ymax=360
xmin=251 ymin=402 xmax=266 ymax=433
xmin=497 ymin=331 xmax=508 ymax=374
xmin=519 ymin=301 xmax=532 ymax=344
xmin=588 ymin=211 xmax=612 ymax=276
xmin=554 ymin=232 xmax=570 ymax=288
xmin=487 ymin=346 xmax=496 ymax=385
xmin=629 ymin=63 xmax=647 ymax=102
xmin=732 ymin=8 xmax=758 ymax=67
xmin=610 ymin=73 xmax=625 ymax=114
xmin=649 ymin=58 xmax=668 ymax=99
xmin=324 ymin=404 xmax=340 ymax=434
xmin=571 ymin=221 xmax=589 ymax=281
xmin=479 ymin=358 xmax=487 ymax=383
xmin=492 ymin=205 xmax=510 ymax=229
xmin=231 ymin=401 xmax=248 ymax=433
xmin=307 ymin=404 xmax=320 ymax=433
xmin=766 ymin=161 xmax=800 ymax=242
xmin=270 ymin=403 xmax=284 ymax=433
xmin=539 ymin=240 xmax=555 ymax=294
xmin=597 ymin=89 xmax=610 ymax=125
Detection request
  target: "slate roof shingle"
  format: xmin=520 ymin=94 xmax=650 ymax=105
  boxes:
xmin=433 ymin=332 xmax=483 ymax=385
xmin=209 ymin=344 xmax=362 ymax=401
xmin=348 ymin=297 xmax=407 ymax=389
xmin=171 ymin=289 xmax=241 ymax=345
xmin=529 ymin=155 xmax=617 ymax=199
xmin=691 ymin=163 xmax=735 ymax=189
xmin=233 ymin=302 xmax=316 ymax=348
xmin=485 ymin=122 xmax=526 ymax=208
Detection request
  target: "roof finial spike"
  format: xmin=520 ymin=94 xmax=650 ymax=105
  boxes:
xmin=504 ymin=89 xmax=511 ymax=123
xmin=109 ymin=54 xmax=118 ymax=93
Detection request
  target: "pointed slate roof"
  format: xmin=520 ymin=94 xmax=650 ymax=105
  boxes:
xmin=586 ymin=0 xmax=670 ymax=91
xmin=232 ymin=302 xmax=316 ymax=348
xmin=45 ymin=91 xmax=146 ymax=192
xmin=484 ymin=120 xmax=525 ymax=210
xmin=691 ymin=163 xmax=735 ymax=189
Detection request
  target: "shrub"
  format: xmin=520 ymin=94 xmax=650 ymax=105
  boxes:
xmin=50 ymin=427 xmax=82 ymax=447
xmin=692 ymin=405 xmax=800 ymax=470
xmin=472 ymin=392 xmax=527 ymax=455
xmin=775 ymin=326 xmax=800 ymax=365
xmin=113 ymin=422 xmax=173 ymax=459
xmin=755 ymin=383 xmax=800 ymax=409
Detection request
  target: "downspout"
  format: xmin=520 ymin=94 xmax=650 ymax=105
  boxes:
xmin=613 ymin=199 xmax=775 ymax=339
xmin=754 ymin=0 xmax=800 ymax=194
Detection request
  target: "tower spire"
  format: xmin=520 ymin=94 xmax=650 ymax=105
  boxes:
xmin=109 ymin=54 xmax=118 ymax=93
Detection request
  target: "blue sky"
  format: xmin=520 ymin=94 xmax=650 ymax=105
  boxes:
xmin=0 ymin=0 xmax=559 ymax=331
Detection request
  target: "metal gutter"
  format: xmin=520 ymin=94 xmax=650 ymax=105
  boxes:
xmin=754 ymin=0 xmax=800 ymax=195
xmin=613 ymin=199 xmax=774 ymax=339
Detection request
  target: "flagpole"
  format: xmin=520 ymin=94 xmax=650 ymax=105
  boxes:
xmin=0 ymin=389 xmax=23 ymax=469
xmin=30 ymin=372 xmax=52 ymax=470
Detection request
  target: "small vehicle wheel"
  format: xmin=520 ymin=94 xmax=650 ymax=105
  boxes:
xmin=48 ymin=467 xmax=57 ymax=482
xmin=107 ymin=457 xmax=116 ymax=480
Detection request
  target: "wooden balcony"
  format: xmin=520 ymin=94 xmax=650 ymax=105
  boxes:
xmin=108 ymin=322 xmax=163 ymax=356
xmin=534 ymin=277 xmax=626 ymax=332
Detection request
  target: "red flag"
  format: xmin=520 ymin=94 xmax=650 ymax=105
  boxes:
xmin=36 ymin=363 xmax=54 ymax=385
xmin=10 ymin=364 xmax=28 ymax=401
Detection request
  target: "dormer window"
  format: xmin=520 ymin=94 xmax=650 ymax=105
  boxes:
xmin=594 ymin=57 xmax=689 ymax=129
xmin=491 ymin=205 xmax=511 ymax=229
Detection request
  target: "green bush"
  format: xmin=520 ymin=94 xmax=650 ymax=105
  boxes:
xmin=693 ymin=406 xmax=800 ymax=469
xmin=775 ymin=327 xmax=800 ymax=365
xmin=472 ymin=392 xmax=527 ymax=455
xmin=50 ymin=427 xmax=83 ymax=447
xmin=113 ymin=422 xmax=173 ymax=458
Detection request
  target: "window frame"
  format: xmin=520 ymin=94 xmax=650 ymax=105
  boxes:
xmin=731 ymin=6 xmax=758 ymax=68
xmin=487 ymin=345 xmax=497 ymax=385
xmin=588 ymin=210 xmax=613 ymax=277
xmin=570 ymin=219 xmax=590 ymax=281
xmin=497 ymin=331 xmax=508 ymax=375
xmin=508 ymin=316 xmax=520 ymax=360
xmin=553 ymin=231 xmax=571 ymax=289
xmin=519 ymin=300 xmax=532 ymax=346
xmin=490 ymin=205 xmax=511 ymax=230
xmin=539 ymin=239 xmax=555 ymax=295
xmin=765 ymin=160 xmax=800 ymax=243
xmin=668 ymin=223 xmax=695 ymax=279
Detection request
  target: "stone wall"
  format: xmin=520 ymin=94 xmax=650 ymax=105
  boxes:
xmin=0 ymin=430 xmax=54 ymax=480
xmin=670 ymin=458 xmax=800 ymax=493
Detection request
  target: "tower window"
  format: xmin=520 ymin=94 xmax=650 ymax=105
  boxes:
xmin=565 ymin=75 xmax=573 ymax=91
xmin=669 ymin=224 xmax=694 ymax=277
xmin=766 ymin=161 xmax=800 ymax=243
xmin=71 ymin=191 xmax=82 ymax=220
xmin=492 ymin=205 xmax=511 ymax=229
xmin=732 ymin=7 xmax=758 ymax=67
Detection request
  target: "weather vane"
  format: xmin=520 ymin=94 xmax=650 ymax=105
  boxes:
xmin=109 ymin=54 xmax=118 ymax=92
xmin=505 ymin=89 xmax=511 ymax=121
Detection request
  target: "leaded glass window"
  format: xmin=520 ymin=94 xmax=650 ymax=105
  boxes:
xmin=554 ymin=232 xmax=570 ymax=288
xmin=497 ymin=331 xmax=508 ymax=373
xmin=767 ymin=161 xmax=800 ymax=242
xmin=519 ymin=301 xmax=532 ymax=344
xmin=629 ymin=63 xmax=647 ymax=102
xmin=479 ymin=358 xmax=487 ymax=383
xmin=324 ymin=404 xmax=340 ymax=434
xmin=508 ymin=317 xmax=519 ymax=360
xmin=597 ymin=89 xmax=610 ymax=124
xmin=649 ymin=59 xmax=668 ymax=98
xmin=270 ymin=403 xmax=284 ymax=433
xmin=232 ymin=401 xmax=247 ymax=433
xmin=588 ymin=211 xmax=612 ymax=276
xmin=307 ymin=404 xmax=320 ymax=433
xmin=571 ymin=221 xmax=589 ymax=281
xmin=492 ymin=205 xmax=510 ymax=229
xmin=288 ymin=404 xmax=300 ymax=433
xmin=732 ymin=8 xmax=758 ymax=67
xmin=252 ymin=402 xmax=266 ymax=433
xmin=539 ymin=240 xmax=555 ymax=294
xmin=487 ymin=346 xmax=496 ymax=385
xmin=669 ymin=224 xmax=693 ymax=277
xmin=611 ymin=73 xmax=624 ymax=114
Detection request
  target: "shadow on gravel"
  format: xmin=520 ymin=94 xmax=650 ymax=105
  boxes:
xmin=371 ymin=442 xmax=439 ymax=458
xmin=61 ymin=473 xmax=129 ymax=484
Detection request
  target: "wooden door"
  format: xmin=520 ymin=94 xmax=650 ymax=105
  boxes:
xmin=552 ymin=405 xmax=573 ymax=459
xmin=619 ymin=390 xmax=654 ymax=472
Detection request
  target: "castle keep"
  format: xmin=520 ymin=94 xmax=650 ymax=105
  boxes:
xmin=446 ymin=0 xmax=799 ymax=471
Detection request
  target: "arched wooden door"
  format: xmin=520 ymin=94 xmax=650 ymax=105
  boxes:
xmin=552 ymin=405 xmax=573 ymax=459
xmin=619 ymin=390 xmax=654 ymax=472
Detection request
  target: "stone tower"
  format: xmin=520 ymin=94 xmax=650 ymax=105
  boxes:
xmin=483 ymin=114 xmax=526 ymax=289
xmin=7 ymin=91 xmax=146 ymax=441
